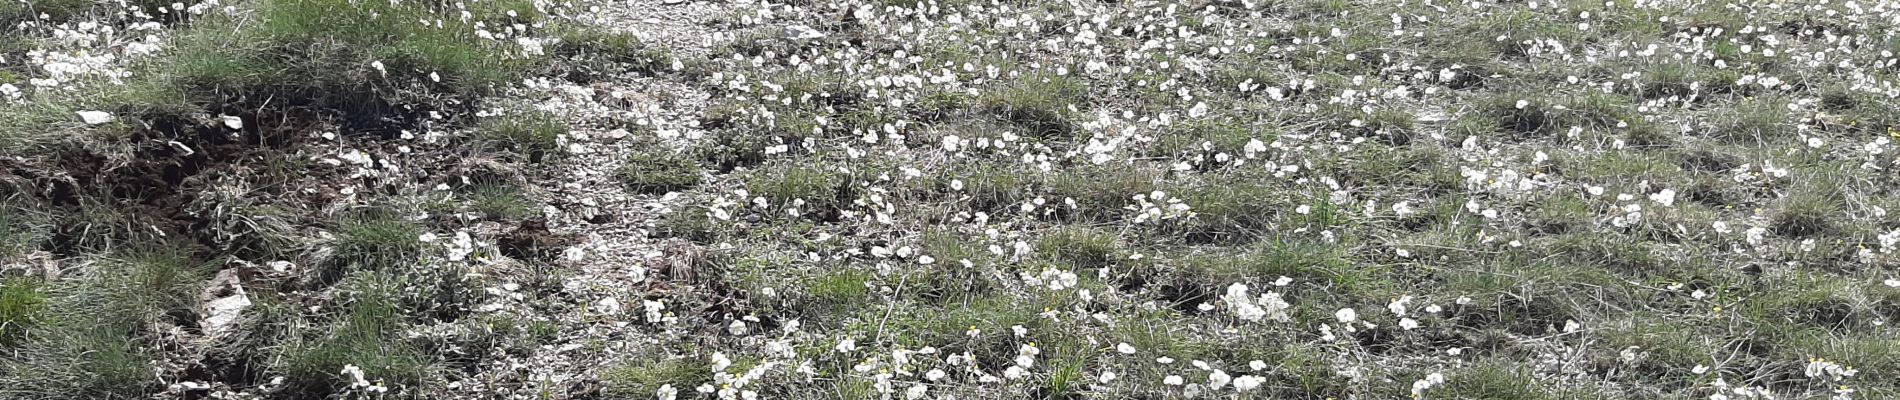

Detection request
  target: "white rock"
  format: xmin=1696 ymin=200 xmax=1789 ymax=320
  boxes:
xmin=199 ymin=269 xmax=252 ymax=339
xmin=202 ymin=292 xmax=252 ymax=338
xmin=783 ymin=24 xmax=826 ymax=40
xmin=220 ymin=115 xmax=244 ymax=130
xmin=76 ymin=110 xmax=113 ymax=125
xmin=595 ymin=297 xmax=622 ymax=314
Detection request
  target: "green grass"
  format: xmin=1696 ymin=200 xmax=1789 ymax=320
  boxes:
xmin=599 ymin=357 xmax=709 ymax=399
xmin=0 ymin=277 xmax=46 ymax=347
xmin=275 ymin=272 xmax=432 ymax=398
xmin=475 ymin=112 xmax=569 ymax=162
xmin=744 ymin=164 xmax=852 ymax=222
xmin=1036 ymin=227 xmax=1122 ymax=268
xmin=6 ymin=0 xmax=1900 ymax=397
xmin=0 ymin=248 xmax=206 ymax=399
xmin=0 ymin=325 xmax=154 ymax=399
xmin=174 ymin=0 xmax=540 ymax=96
xmin=619 ymin=149 xmax=703 ymax=194
xmin=466 ymin=181 xmax=537 ymax=220
xmin=551 ymin=26 xmax=686 ymax=81
xmin=324 ymin=210 xmax=425 ymax=284
xmin=1438 ymin=362 xmax=1558 ymax=400
xmin=1770 ymin=187 xmax=1844 ymax=238
xmin=0 ymin=0 xmax=94 ymax=25
xmin=981 ymin=73 xmax=1088 ymax=138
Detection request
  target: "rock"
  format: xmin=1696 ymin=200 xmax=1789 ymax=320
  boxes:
xmin=500 ymin=217 xmax=573 ymax=261
xmin=595 ymin=297 xmax=622 ymax=314
xmin=76 ymin=110 xmax=113 ymax=125
xmin=219 ymin=115 xmax=244 ymax=130
xmin=783 ymin=24 xmax=826 ymax=40
xmin=199 ymin=269 xmax=252 ymax=340
xmin=201 ymin=293 xmax=251 ymax=339
xmin=604 ymin=128 xmax=630 ymax=143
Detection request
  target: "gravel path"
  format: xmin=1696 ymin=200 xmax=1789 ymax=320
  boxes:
xmin=442 ymin=1 xmax=741 ymax=397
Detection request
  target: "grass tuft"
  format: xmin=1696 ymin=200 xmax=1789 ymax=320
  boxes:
xmin=982 ymin=73 xmax=1087 ymax=138
xmin=619 ymin=149 xmax=703 ymax=194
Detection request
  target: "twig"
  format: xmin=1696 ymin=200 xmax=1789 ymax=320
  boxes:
xmin=873 ymin=272 xmax=909 ymax=345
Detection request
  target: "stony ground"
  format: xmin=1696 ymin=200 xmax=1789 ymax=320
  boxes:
xmin=5 ymin=0 xmax=1900 ymax=399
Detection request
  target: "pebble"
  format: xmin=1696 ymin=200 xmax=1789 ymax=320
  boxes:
xmin=783 ymin=24 xmax=826 ymax=40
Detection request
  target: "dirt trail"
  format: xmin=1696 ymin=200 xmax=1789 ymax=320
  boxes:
xmin=539 ymin=0 xmax=727 ymax=266
xmin=448 ymin=1 xmax=739 ymax=396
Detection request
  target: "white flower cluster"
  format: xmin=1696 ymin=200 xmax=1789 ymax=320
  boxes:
xmin=1221 ymin=283 xmax=1290 ymax=323
xmin=1128 ymin=191 xmax=1193 ymax=224
xmin=339 ymin=364 xmax=388 ymax=395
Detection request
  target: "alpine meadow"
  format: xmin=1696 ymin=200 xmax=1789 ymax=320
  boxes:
xmin=4 ymin=0 xmax=1900 ymax=399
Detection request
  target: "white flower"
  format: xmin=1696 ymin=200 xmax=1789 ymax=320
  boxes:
xmin=835 ymin=338 xmax=857 ymax=353
xmin=1411 ymin=373 xmax=1447 ymax=396
xmin=1334 ymin=308 xmax=1358 ymax=323
xmin=1244 ymin=139 xmax=1268 ymax=156
xmin=1117 ymin=343 xmax=1136 ymax=354
xmin=1207 ymin=369 xmax=1231 ymax=390
xmin=1650 ymin=189 xmax=1677 ymax=207
xmin=1222 ymin=283 xmax=1292 ymax=322
xmin=1387 ymin=296 xmax=1413 ymax=316
xmin=1232 ymin=375 xmax=1264 ymax=392
xmin=1014 ymin=354 xmax=1035 ymax=368
xmin=1163 ymin=375 xmax=1184 ymax=385
xmin=340 ymin=364 xmax=366 ymax=386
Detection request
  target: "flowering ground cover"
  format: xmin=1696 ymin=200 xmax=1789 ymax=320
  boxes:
xmin=4 ymin=0 xmax=1900 ymax=399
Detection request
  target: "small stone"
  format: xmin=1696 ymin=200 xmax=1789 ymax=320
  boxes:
xmin=199 ymin=269 xmax=252 ymax=339
xmin=595 ymin=297 xmax=621 ymax=314
xmin=783 ymin=24 xmax=826 ymax=40
xmin=76 ymin=110 xmax=113 ymax=125
xmin=202 ymin=293 xmax=251 ymax=338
